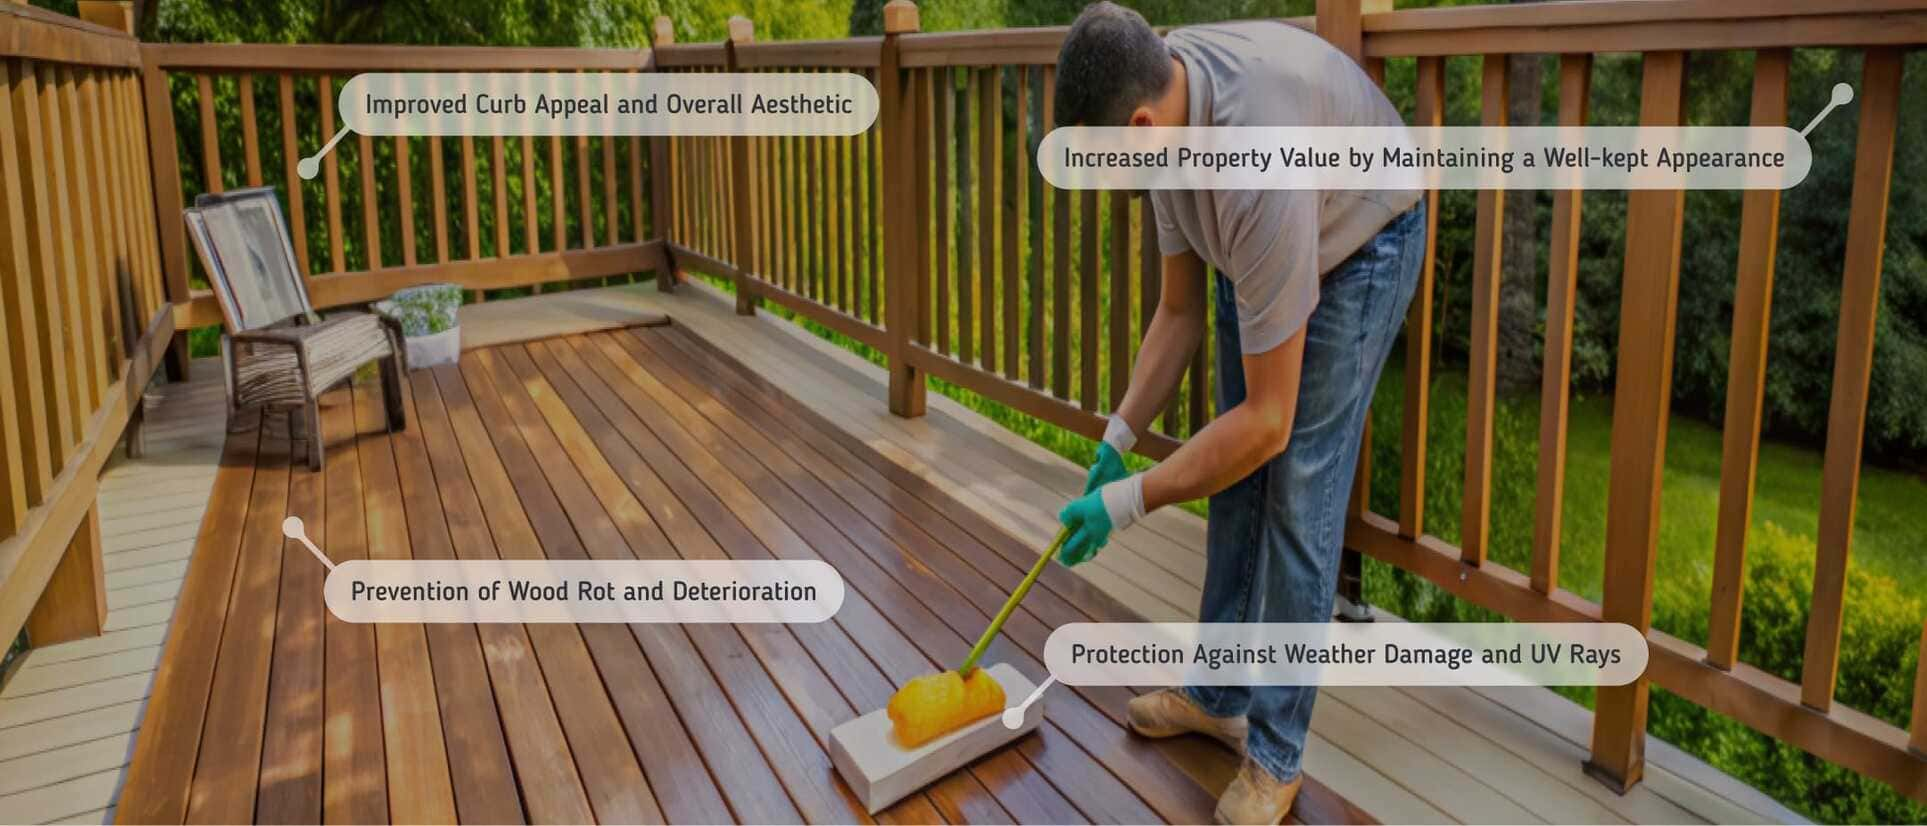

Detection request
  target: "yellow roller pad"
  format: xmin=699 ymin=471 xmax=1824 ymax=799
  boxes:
xmin=886 ymin=669 xmax=1007 ymax=748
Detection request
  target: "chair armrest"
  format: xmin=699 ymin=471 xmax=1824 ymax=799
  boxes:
xmin=228 ymin=327 xmax=312 ymax=348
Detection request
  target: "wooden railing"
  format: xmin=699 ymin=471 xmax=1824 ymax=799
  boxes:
xmin=140 ymin=41 xmax=667 ymax=338
xmin=0 ymin=1 xmax=175 ymax=657
xmin=649 ymin=0 xmax=1927 ymax=804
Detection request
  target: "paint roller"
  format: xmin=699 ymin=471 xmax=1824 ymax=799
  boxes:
xmin=885 ymin=529 xmax=1065 ymax=747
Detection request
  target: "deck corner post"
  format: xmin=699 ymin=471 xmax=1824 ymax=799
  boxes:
xmin=76 ymin=0 xmax=137 ymax=32
xmin=649 ymin=15 xmax=677 ymax=293
xmin=138 ymin=47 xmax=193 ymax=381
xmin=1587 ymin=49 xmax=1689 ymax=797
xmin=725 ymin=16 xmax=758 ymax=316
xmin=25 ymin=504 xmax=106 ymax=646
xmin=881 ymin=0 xmax=927 ymax=418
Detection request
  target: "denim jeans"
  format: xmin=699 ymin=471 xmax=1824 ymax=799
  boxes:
xmin=1184 ymin=203 xmax=1426 ymax=781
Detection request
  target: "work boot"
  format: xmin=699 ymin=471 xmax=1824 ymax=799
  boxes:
xmin=1126 ymin=688 xmax=1247 ymax=753
xmin=1214 ymin=757 xmax=1303 ymax=825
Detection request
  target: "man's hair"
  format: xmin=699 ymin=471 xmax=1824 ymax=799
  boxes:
xmin=1053 ymin=2 xmax=1173 ymax=127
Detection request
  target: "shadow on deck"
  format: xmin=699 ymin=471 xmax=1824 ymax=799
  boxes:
xmin=111 ymin=321 xmax=1369 ymax=824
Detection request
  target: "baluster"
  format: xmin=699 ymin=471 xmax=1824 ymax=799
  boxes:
xmin=1531 ymin=53 xmax=1594 ymax=594
xmin=1462 ymin=53 xmax=1507 ymax=566
xmin=0 ymin=59 xmax=51 ymax=508
xmin=1705 ymin=49 xmax=1788 ymax=668
xmin=1802 ymin=47 xmax=1904 ymax=713
xmin=320 ymin=75 xmax=345 ymax=274
xmin=237 ymin=75 xmax=261 ymax=186
xmin=1401 ymin=55 xmax=1444 ymax=539
xmin=396 ymin=136 xmax=416 ymax=266
xmin=19 ymin=65 xmax=77 ymax=470
xmin=934 ymin=68 xmax=952 ymax=355
xmin=979 ymin=65 xmax=999 ymax=372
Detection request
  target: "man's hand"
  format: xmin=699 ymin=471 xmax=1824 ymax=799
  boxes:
xmin=1056 ymin=491 xmax=1113 ymax=566
xmin=1058 ymin=475 xmax=1146 ymax=567
xmin=1085 ymin=415 xmax=1137 ymax=493
xmin=1085 ymin=444 xmax=1128 ymax=494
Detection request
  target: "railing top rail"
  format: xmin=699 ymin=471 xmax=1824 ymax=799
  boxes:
xmin=1363 ymin=0 xmax=1927 ymax=56
xmin=1 ymin=2 xmax=140 ymax=67
xmin=139 ymin=42 xmax=653 ymax=72
xmin=735 ymin=37 xmax=882 ymax=69
xmin=652 ymin=42 xmax=727 ymax=68
xmin=1364 ymin=0 xmax=1924 ymax=33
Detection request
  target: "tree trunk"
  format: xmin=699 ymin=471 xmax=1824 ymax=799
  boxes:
xmin=1496 ymin=38 xmax=1547 ymax=394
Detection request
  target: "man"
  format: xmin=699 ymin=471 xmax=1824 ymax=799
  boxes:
xmin=1051 ymin=4 xmax=1425 ymax=823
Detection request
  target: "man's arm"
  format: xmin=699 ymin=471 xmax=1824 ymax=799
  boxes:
xmin=1112 ymin=249 xmax=1208 ymax=438
xmin=1140 ymin=328 xmax=1305 ymax=512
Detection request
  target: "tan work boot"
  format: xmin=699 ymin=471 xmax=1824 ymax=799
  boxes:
xmin=1126 ymin=688 xmax=1247 ymax=753
xmin=1214 ymin=756 xmax=1303 ymax=825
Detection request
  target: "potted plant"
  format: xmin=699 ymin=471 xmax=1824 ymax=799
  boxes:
xmin=373 ymin=283 xmax=463 ymax=368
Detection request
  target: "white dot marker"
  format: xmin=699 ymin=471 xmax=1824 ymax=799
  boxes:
xmin=298 ymin=125 xmax=353 ymax=180
xmin=1800 ymin=81 xmax=1856 ymax=138
xmin=1002 ymin=674 xmax=1055 ymax=730
xmin=282 ymin=515 xmax=337 ymax=571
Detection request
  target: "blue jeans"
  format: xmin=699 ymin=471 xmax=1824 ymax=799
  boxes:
xmin=1185 ymin=203 xmax=1425 ymax=781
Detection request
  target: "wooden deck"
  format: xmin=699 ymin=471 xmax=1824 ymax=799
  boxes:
xmin=604 ymin=280 xmax=1810 ymax=826
xmin=0 ymin=284 xmax=1808 ymax=824
xmin=107 ymin=321 xmax=1370 ymax=824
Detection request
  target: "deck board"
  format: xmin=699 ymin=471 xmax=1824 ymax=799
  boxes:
xmin=106 ymin=323 xmax=1370 ymax=824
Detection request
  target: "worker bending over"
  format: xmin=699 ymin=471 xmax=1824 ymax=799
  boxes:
xmin=1051 ymin=4 xmax=1424 ymax=823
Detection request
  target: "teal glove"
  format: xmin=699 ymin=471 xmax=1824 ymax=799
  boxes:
xmin=1057 ymin=490 xmax=1114 ymax=567
xmin=1084 ymin=442 xmax=1129 ymax=494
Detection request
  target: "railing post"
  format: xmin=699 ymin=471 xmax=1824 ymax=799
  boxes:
xmin=136 ymin=30 xmax=192 ymax=381
xmin=1319 ymin=0 xmax=1389 ymax=624
xmin=881 ymin=0 xmax=926 ymax=417
xmin=725 ymin=16 xmax=758 ymax=316
xmin=1587 ymin=49 xmax=1687 ymax=795
xmin=76 ymin=0 xmax=135 ymax=31
xmin=650 ymin=16 xmax=677 ymax=292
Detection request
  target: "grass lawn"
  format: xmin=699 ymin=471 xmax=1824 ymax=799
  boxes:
xmin=1360 ymin=358 xmax=1927 ymax=635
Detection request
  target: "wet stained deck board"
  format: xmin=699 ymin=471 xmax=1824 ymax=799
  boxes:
xmin=110 ymin=323 xmax=1371 ymax=825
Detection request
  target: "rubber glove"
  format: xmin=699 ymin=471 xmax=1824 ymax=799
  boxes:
xmin=1058 ymin=474 xmax=1145 ymax=567
xmin=1084 ymin=415 xmax=1137 ymax=494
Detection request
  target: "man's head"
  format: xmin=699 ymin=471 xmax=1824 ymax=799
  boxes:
xmin=1053 ymin=2 xmax=1176 ymax=127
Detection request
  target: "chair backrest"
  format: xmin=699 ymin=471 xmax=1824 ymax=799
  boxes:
xmin=183 ymin=186 xmax=317 ymax=332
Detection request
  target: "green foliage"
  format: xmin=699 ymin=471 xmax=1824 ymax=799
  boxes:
xmin=1362 ymin=359 xmax=1927 ymax=824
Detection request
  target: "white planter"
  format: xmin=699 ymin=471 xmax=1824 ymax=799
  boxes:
xmin=405 ymin=326 xmax=461 ymax=369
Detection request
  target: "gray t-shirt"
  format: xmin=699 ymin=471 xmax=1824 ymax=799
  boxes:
xmin=1151 ymin=21 xmax=1420 ymax=355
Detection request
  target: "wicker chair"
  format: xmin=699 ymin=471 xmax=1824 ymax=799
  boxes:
xmin=184 ymin=187 xmax=406 ymax=471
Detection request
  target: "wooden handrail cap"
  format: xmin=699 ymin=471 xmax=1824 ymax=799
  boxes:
xmin=653 ymin=16 xmax=674 ymax=45
xmin=883 ymin=0 xmax=920 ymax=34
xmin=727 ymin=15 xmax=754 ymax=43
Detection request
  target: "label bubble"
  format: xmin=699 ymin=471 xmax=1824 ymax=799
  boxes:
xmin=1040 ymin=126 xmax=1811 ymax=191
xmin=323 ymin=559 xmax=844 ymax=624
xmin=339 ymin=71 xmax=878 ymax=136
xmin=1044 ymin=622 xmax=1648 ymax=687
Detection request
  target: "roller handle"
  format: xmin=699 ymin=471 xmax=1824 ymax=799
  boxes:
xmin=958 ymin=529 xmax=1067 ymax=676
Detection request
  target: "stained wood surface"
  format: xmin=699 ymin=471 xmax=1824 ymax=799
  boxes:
xmin=5 ymin=287 xmax=1807 ymax=824
xmin=109 ymin=322 xmax=1372 ymax=825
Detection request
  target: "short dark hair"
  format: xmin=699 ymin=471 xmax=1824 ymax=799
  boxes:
xmin=1053 ymin=2 xmax=1172 ymax=127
